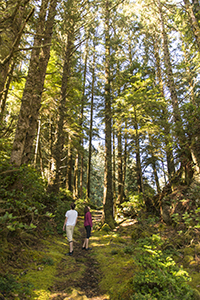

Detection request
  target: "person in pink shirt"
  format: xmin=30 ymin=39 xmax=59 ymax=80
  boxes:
xmin=82 ymin=206 xmax=93 ymax=250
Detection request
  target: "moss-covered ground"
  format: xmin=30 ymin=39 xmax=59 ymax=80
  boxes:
xmin=1 ymin=211 xmax=200 ymax=299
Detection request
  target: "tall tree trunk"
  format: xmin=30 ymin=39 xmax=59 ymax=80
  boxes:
xmin=0 ymin=61 xmax=16 ymax=122
xmin=54 ymin=26 xmax=74 ymax=191
xmin=152 ymin=32 xmax=175 ymax=179
xmin=66 ymin=136 xmax=73 ymax=192
xmin=192 ymin=0 xmax=200 ymax=21
xmin=117 ymin=126 xmax=123 ymax=204
xmin=34 ymin=119 xmax=41 ymax=168
xmin=10 ymin=0 xmax=57 ymax=166
xmin=21 ymin=0 xmax=57 ymax=164
xmin=103 ymin=0 xmax=114 ymax=228
xmin=184 ymin=0 xmax=200 ymax=52
xmin=122 ymin=122 xmax=128 ymax=199
xmin=73 ymin=151 xmax=79 ymax=198
xmin=86 ymin=47 xmax=95 ymax=199
xmin=48 ymin=117 xmax=54 ymax=185
xmin=134 ymin=106 xmax=144 ymax=194
xmin=181 ymin=36 xmax=200 ymax=173
xmin=79 ymin=38 xmax=88 ymax=198
xmin=112 ymin=122 xmax=116 ymax=212
xmin=0 ymin=0 xmax=32 ymax=106
xmin=149 ymin=134 xmax=161 ymax=193
xmin=38 ymin=139 xmax=44 ymax=177
xmin=158 ymin=0 xmax=194 ymax=184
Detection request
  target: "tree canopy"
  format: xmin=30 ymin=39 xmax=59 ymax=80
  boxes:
xmin=1 ymin=0 xmax=200 ymax=229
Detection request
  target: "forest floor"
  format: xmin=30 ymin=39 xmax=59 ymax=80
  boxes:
xmin=1 ymin=210 xmax=200 ymax=300
xmin=1 ymin=211 xmax=110 ymax=300
xmin=48 ymin=213 xmax=108 ymax=300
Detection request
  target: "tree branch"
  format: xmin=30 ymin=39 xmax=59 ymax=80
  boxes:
xmin=0 ymin=7 xmax=35 ymax=66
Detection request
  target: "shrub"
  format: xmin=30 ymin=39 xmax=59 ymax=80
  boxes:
xmin=0 ymin=273 xmax=33 ymax=298
xmin=54 ymin=199 xmax=71 ymax=234
xmin=75 ymin=198 xmax=91 ymax=216
xmin=121 ymin=193 xmax=144 ymax=217
xmin=0 ymin=164 xmax=48 ymax=235
xmin=130 ymin=235 xmax=195 ymax=300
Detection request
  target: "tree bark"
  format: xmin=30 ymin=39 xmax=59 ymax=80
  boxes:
xmin=103 ymin=0 xmax=114 ymax=228
xmin=184 ymin=0 xmax=200 ymax=52
xmin=149 ymin=134 xmax=161 ymax=193
xmin=122 ymin=122 xmax=127 ymax=199
xmin=54 ymin=25 xmax=74 ymax=191
xmin=112 ymin=122 xmax=116 ymax=210
xmin=134 ymin=106 xmax=144 ymax=194
xmin=73 ymin=151 xmax=79 ymax=198
xmin=0 ymin=0 xmax=31 ymax=106
xmin=86 ymin=46 xmax=95 ymax=199
xmin=10 ymin=0 xmax=57 ymax=166
xmin=158 ymin=0 xmax=194 ymax=183
xmin=66 ymin=136 xmax=73 ymax=192
xmin=79 ymin=38 xmax=88 ymax=199
xmin=117 ymin=126 xmax=123 ymax=204
xmin=152 ymin=32 xmax=175 ymax=179
xmin=0 ymin=60 xmax=15 ymax=122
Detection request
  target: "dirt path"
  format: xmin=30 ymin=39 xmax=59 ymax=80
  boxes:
xmin=49 ymin=212 xmax=108 ymax=300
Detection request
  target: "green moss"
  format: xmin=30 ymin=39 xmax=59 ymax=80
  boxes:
xmin=189 ymin=272 xmax=200 ymax=293
xmin=183 ymin=255 xmax=194 ymax=266
xmin=14 ymin=234 xmax=87 ymax=299
xmin=91 ymin=230 xmax=136 ymax=299
xmin=101 ymin=223 xmax=111 ymax=232
xmin=184 ymin=247 xmax=195 ymax=256
xmin=193 ymin=289 xmax=200 ymax=300
xmin=22 ymin=264 xmax=57 ymax=290
xmin=113 ymin=236 xmax=127 ymax=243
xmin=195 ymin=244 xmax=200 ymax=254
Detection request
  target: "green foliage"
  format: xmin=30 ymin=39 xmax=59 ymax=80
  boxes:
xmin=0 ymin=162 xmax=49 ymax=236
xmin=172 ymin=207 xmax=200 ymax=229
xmin=121 ymin=193 xmax=145 ymax=217
xmin=111 ymin=249 xmax=119 ymax=255
xmin=0 ymin=161 xmax=76 ymax=237
xmin=41 ymin=256 xmax=55 ymax=266
xmin=101 ymin=223 xmax=111 ymax=232
xmin=89 ymin=145 xmax=105 ymax=207
xmin=0 ymin=274 xmax=19 ymax=294
xmin=75 ymin=198 xmax=90 ymax=216
xmin=0 ymin=273 xmax=33 ymax=298
xmin=54 ymin=199 xmax=71 ymax=234
xmin=124 ymin=245 xmax=134 ymax=254
xmin=130 ymin=235 xmax=195 ymax=300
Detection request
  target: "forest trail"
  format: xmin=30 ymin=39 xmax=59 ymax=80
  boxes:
xmin=48 ymin=210 xmax=108 ymax=300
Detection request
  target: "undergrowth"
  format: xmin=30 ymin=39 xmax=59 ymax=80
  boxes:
xmin=91 ymin=217 xmax=200 ymax=300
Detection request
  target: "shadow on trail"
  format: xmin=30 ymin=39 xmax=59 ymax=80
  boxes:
xmin=49 ymin=214 xmax=108 ymax=300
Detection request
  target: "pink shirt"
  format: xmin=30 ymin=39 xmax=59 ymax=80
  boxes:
xmin=84 ymin=211 xmax=92 ymax=227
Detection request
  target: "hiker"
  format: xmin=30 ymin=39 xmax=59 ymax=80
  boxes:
xmin=63 ymin=202 xmax=78 ymax=256
xmin=82 ymin=206 xmax=93 ymax=251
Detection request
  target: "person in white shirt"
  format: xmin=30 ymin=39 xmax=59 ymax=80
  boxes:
xmin=63 ymin=202 xmax=78 ymax=256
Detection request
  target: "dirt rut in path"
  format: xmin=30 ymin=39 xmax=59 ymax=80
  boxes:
xmin=50 ymin=212 xmax=108 ymax=300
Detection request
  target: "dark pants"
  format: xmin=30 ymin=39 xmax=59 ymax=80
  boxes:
xmin=85 ymin=225 xmax=91 ymax=238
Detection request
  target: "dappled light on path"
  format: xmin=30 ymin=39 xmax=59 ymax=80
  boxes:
xmin=47 ymin=213 xmax=109 ymax=300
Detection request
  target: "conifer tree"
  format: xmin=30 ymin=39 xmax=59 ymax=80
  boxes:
xmin=102 ymin=0 xmax=114 ymax=228
xmin=10 ymin=0 xmax=57 ymax=166
xmin=0 ymin=0 xmax=33 ymax=110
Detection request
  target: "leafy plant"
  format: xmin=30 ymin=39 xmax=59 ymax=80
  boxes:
xmin=54 ymin=199 xmax=71 ymax=234
xmin=130 ymin=235 xmax=195 ymax=300
xmin=41 ymin=256 xmax=55 ymax=266
xmin=0 ymin=163 xmax=48 ymax=235
xmin=0 ymin=273 xmax=33 ymax=298
xmin=124 ymin=245 xmax=134 ymax=254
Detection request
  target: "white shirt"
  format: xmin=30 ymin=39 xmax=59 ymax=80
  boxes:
xmin=65 ymin=209 xmax=78 ymax=226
